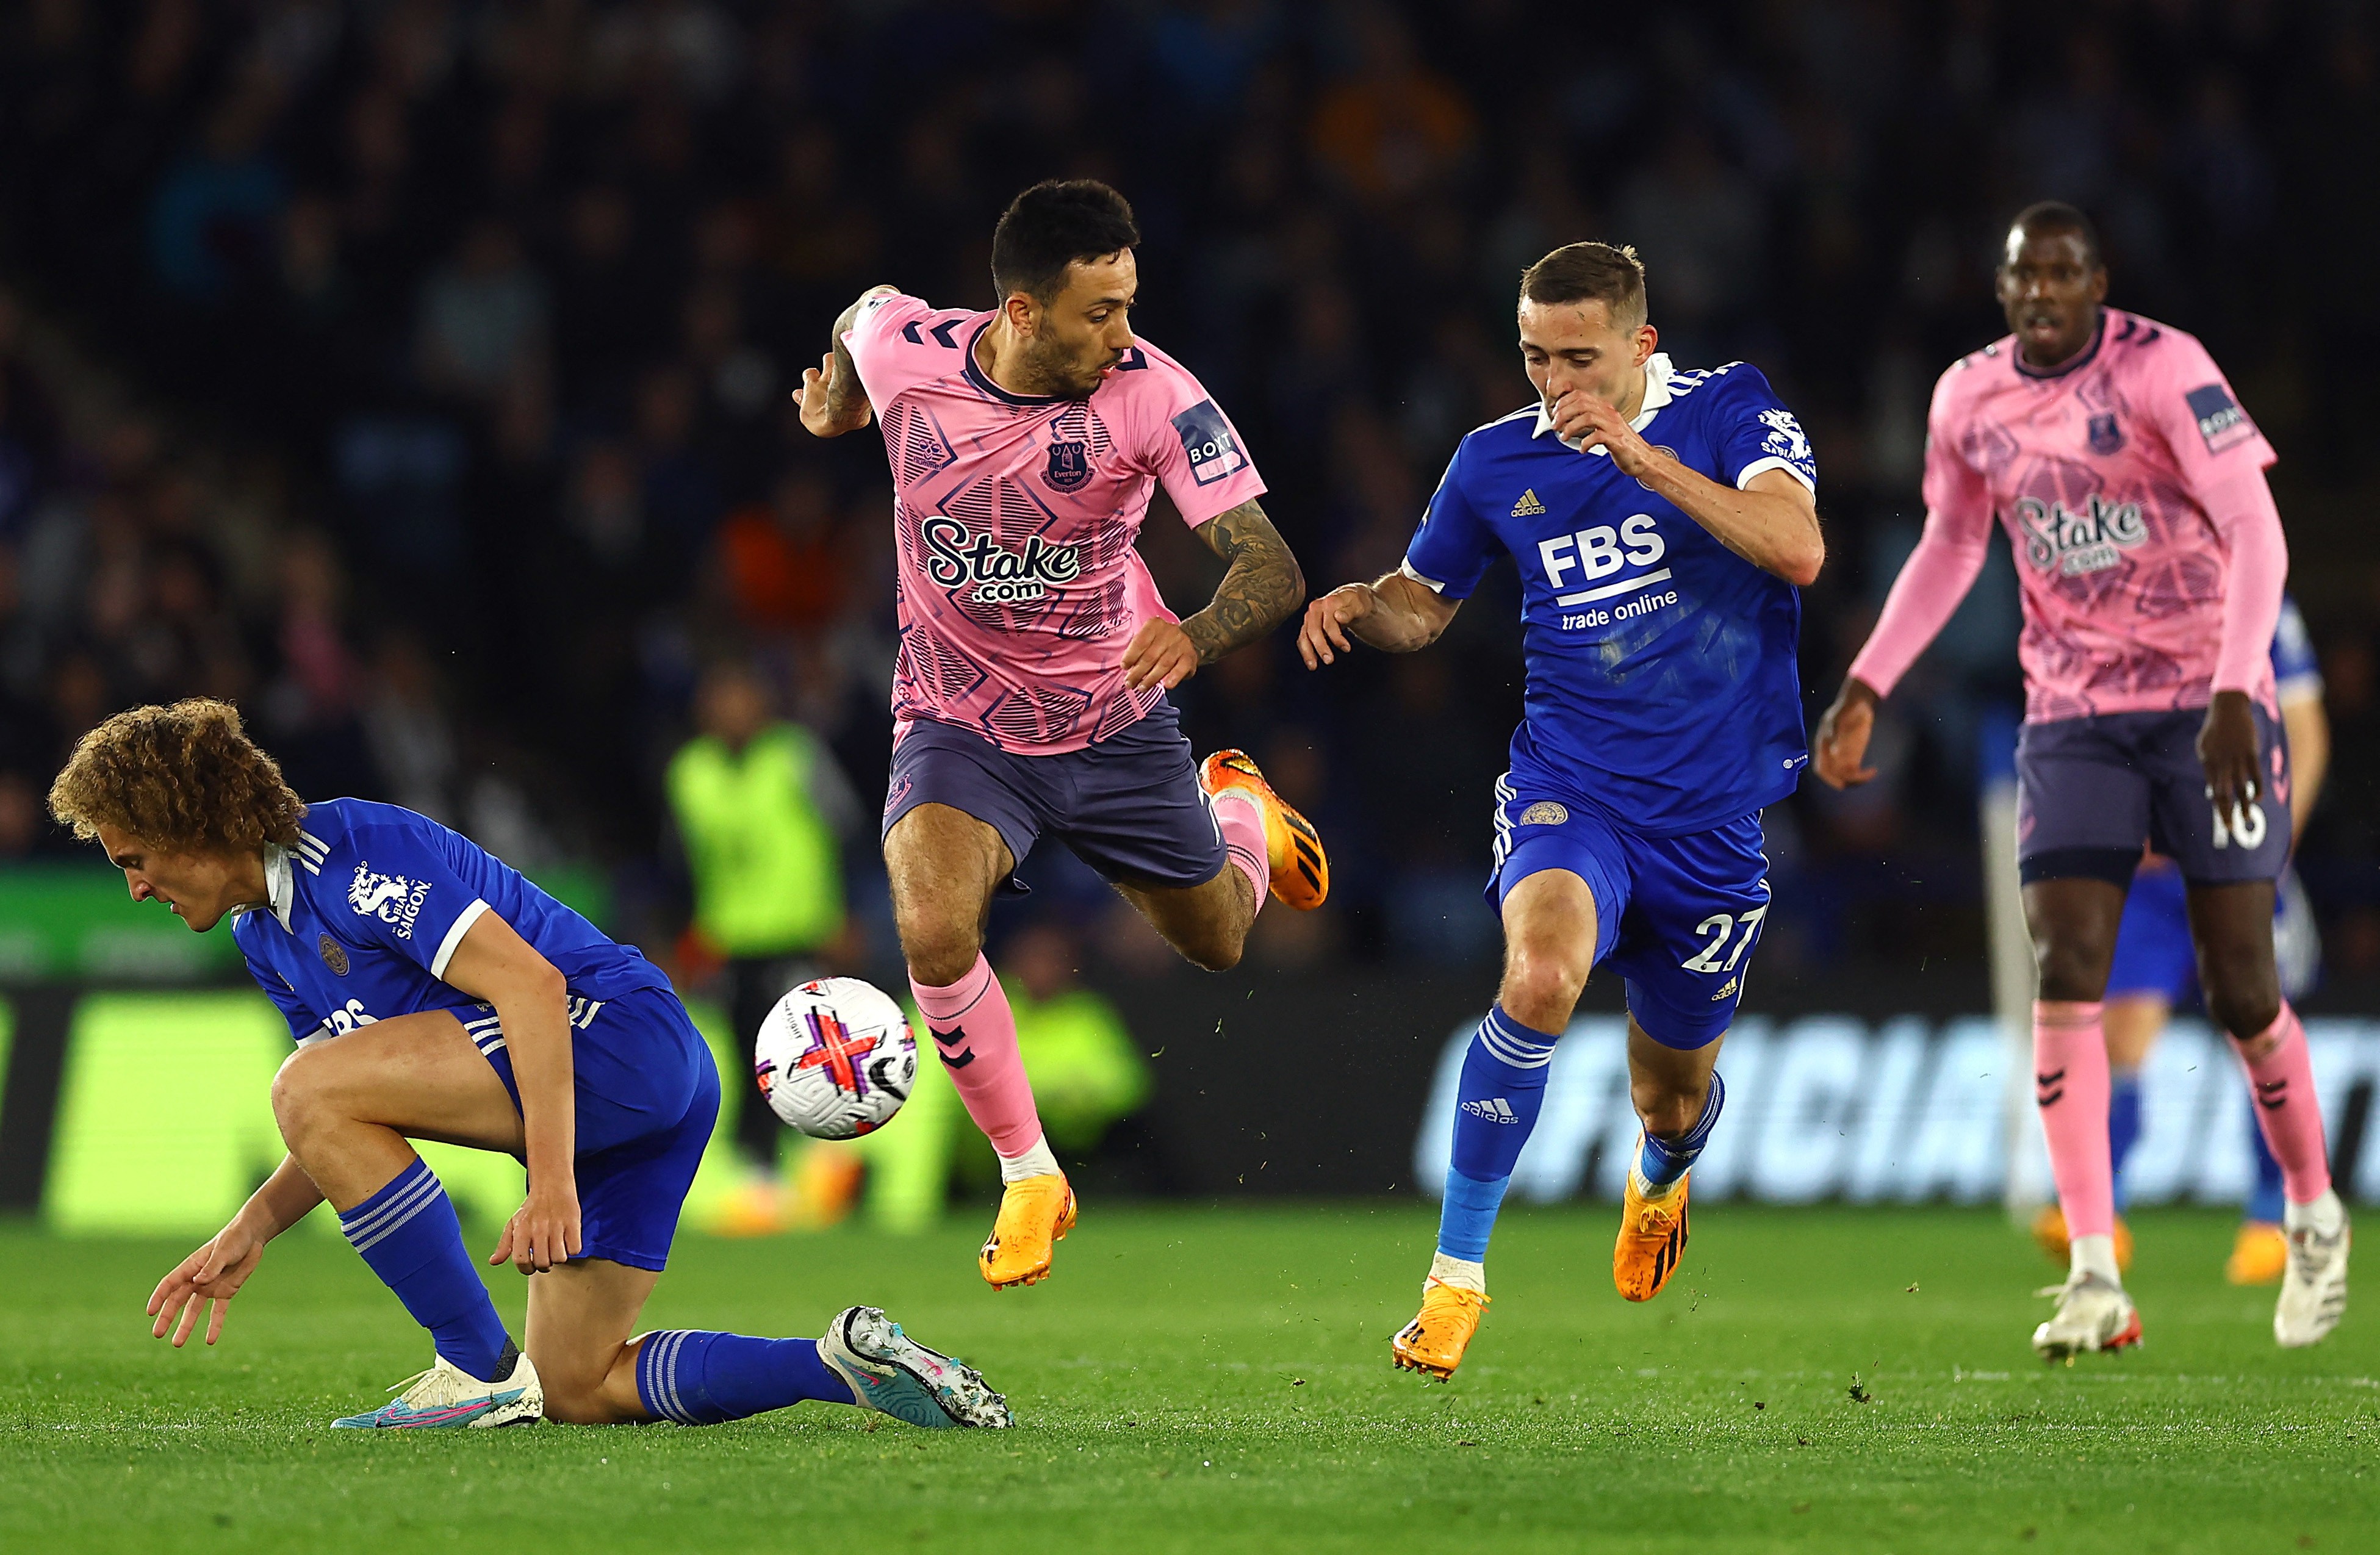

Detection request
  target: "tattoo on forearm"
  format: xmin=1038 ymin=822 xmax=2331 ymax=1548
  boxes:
xmin=1181 ymin=500 xmax=1306 ymax=665
xmin=825 ymin=289 xmax=887 ymax=422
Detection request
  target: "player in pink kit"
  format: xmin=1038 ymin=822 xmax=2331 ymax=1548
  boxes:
xmin=1816 ymin=203 xmax=2348 ymax=1358
xmin=797 ymin=181 xmax=1326 ymax=1289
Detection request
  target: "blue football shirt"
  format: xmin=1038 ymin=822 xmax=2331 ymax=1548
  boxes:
xmin=231 ymin=798 xmax=673 ymax=1045
xmin=1403 ymin=354 xmax=1815 ymax=836
xmin=2273 ymin=594 xmax=2321 ymax=703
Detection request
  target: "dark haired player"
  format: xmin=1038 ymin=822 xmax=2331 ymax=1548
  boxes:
xmin=52 ymin=699 xmax=1011 ymax=1430
xmin=1300 ymin=241 xmax=1824 ymax=1379
xmin=1817 ymin=203 xmax=2348 ymax=1357
xmin=799 ymin=180 xmax=1325 ymax=1290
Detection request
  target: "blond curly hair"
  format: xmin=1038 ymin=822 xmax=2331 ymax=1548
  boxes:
xmin=48 ymin=698 xmax=306 ymax=853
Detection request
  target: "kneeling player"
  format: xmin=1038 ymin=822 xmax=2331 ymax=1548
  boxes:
xmin=51 ymin=700 xmax=1010 ymax=1431
xmin=1300 ymin=240 xmax=1824 ymax=1379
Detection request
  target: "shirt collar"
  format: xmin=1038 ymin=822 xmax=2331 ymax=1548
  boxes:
xmin=1531 ymin=353 xmax=1675 ymax=451
xmin=244 ymin=844 xmax=296 ymax=933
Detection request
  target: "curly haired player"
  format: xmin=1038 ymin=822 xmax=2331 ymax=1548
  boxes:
xmin=51 ymin=699 xmax=1011 ymax=1431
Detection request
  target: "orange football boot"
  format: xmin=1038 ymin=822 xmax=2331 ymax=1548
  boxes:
xmin=1614 ymin=1165 xmax=1691 ymax=1302
xmin=1198 ymin=749 xmax=1329 ymax=910
xmin=979 ymin=1173 xmax=1077 ymax=1289
xmin=1391 ymin=1279 xmax=1490 ymax=1381
xmin=2030 ymin=1204 xmax=2134 ymax=1273
xmin=2226 ymin=1220 xmax=2288 ymax=1286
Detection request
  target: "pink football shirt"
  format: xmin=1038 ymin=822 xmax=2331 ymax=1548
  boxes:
xmin=1854 ymin=310 xmax=2281 ymax=721
xmin=844 ymin=293 xmax=1267 ymax=753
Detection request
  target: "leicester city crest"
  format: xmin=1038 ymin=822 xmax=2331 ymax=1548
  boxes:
xmin=318 ymin=933 xmax=350 ymax=975
xmin=1518 ymin=801 xmax=1570 ymax=827
xmin=1044 ymin=439 xmax=1091 ymax=492
xmin=2087 ymin=412 xmax=2123 ymax=454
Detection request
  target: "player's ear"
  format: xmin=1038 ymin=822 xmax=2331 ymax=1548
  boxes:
xmin=1002 ymin=290 xmax=1037 ymax=338
xmin=1633 ymin=323 xmax=1658 ymax=367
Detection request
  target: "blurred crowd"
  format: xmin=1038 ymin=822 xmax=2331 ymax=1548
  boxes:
xmin=4 ymin=0 xmax=2380 ymax=986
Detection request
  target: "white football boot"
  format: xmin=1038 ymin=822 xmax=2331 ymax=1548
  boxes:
xmin=2274 ymin=1193 xmax=2350 ymax=1348
xmin=331 ymin=1348 xmax=542 ymax=1429
xmin=2030 ymin=1273 xmax=2142 ymax=1362
xmin=818 ymin=1306 xmax=1013 ymax=1429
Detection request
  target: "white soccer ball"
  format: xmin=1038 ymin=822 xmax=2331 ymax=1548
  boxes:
xmin=753 ymin=977 xmax=918 ymax=1140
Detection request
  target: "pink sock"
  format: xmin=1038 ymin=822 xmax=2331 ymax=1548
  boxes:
xmin=1210 ymin=791 xmax=1269 ymax=913
xmin=2033 ymin=1000 xmax=2115 ymax=1240
xmin=2235 ymin=1003 xmax=2332 ymax=1205
xmin=910 ymin=955 xmax=1043 ymax=1157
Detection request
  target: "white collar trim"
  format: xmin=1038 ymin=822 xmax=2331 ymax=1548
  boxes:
xmin=260 ymin=844 xmax=295 ymax=932
xmin=1532 ymin=353 xmax=1675 ymax=452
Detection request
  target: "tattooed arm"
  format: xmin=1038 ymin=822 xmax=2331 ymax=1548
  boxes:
xmin=797 ymin=285 xmax=898 ymax=438
xmin=1121 ymin=498 xmax=1307 ymax=692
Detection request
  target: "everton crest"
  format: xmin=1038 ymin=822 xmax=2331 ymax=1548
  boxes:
xmin=1044 ymin=439 xmax=1091 ymax=492
xmin=2087 ymin=412 xmax=2123 ymax=454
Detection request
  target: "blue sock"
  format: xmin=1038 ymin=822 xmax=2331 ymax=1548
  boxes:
xmin=337 ymin=1157 xmax=511 ymax=1382
xmin=1436 ymin=1006 xmax=1559 ymax=1260
xmin=1637 ymin=1071 xmax=1725 ymax=1189
xmin=2107 ymin=1068 xmax=2143 ymax=1212
xmin=635 ymin=1331 xmax=857 ymax=1424
xmin=2247 ymin=1097 xmax=2287 ymax=1224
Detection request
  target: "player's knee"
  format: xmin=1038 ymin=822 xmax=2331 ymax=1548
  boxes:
xmin=1631 ymin=1071 xmax=1708 ymax=1137
xmin=2206 ymin=978 xmax=2280 ymax=1046
xmin=896 ymin=908 xmax=983 ymax=988
xmin=268 ymin=1047 xmax=337 ymax=1149
xmin=2031 ymin=935 xmax=2111 ymax=1004
xmin=1499 ymin=945 xmax=1586 ymax=1030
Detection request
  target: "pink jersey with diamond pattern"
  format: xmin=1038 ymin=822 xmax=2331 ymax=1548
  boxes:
xmin=1919 ymin=311 xmax=2279 ymax=720
xmin=844 ymin=292 xmax=1265 ymax=753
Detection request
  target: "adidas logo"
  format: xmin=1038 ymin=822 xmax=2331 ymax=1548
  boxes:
xmin=1461 ymin=1097 xmax=1522 ymax=1124
xmin=1510 ymin=489 xmax=1548 ymax=516
xmin=1710 ymin=976 xmax=1739 ymax=1002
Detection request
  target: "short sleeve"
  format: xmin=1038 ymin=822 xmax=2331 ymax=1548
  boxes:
xmin=1401 ymin=441 xmax=1501 ymax=600
xmin=1709 ymin=367 xmax=1817 ymax=493
xmin=1129 ymin=347 xmax=1267 ymax=526
xmin=1920 ymin=365 xmax=1991 ymax=522
xmin=2142 ymin=332 xmax=2277 ymax=495
xmin=328 ymin=823 xmax=491 ymax=982
xmin=242 ymin=947 xmax=328 ymax=1044
xmin=2272 ymin=595 xmax=2323 ymax=703
xmin=841 ymin=291 xmax=940 ymax=410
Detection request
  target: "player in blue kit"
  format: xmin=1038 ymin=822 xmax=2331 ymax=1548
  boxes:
xmin=1298 ymin=242 xmax=1824 ymax=1379
xmin=2031 ymin=596 xmax=2331 ymax=1283
xmin=48 ymin=700 xmax=1011 ymax=1431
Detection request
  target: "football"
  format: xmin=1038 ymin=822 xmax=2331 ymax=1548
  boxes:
xmin=753 ymin=977 xmax=919 ymax=1139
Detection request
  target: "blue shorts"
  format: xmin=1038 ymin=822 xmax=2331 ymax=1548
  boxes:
xmin=467 ymin=984 xmax=720 ymax=1272
xmin=882 ymin=698 xmax=1226 ymax=892
xmin=2105 ymin=858 xmax=2197 ymax=1005
xmin=1486 ymin=777 xmax=1771 ymax=1050
xmin=2108 ymin=858 xmax=2320 ymax=1006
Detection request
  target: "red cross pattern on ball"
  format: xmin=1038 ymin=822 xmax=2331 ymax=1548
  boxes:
xmin=795 ymin=1007 xmax=879 ymax=1097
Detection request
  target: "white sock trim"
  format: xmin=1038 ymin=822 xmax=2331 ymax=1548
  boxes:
xmin=2071 ymin=1232 xmax=2123 ymax=1287
xmin=1428 ymin=1252 xmax=1485 ymax=1295
xmin=996 ymin=1135 xmax=1061 ymax=1183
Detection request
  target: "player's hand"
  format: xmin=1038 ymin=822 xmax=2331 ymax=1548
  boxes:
xmin=1297 ymin=583 xmax=1375 ymax=669
xmin=2198 ymin=689 xmax=2263 ymax=836
xmin=797 ymin=353 xmax=871 ymax=438
xmin=1122 ymin=617 xmax=1200 ymax=691
xmin=492 ymin=1179 xmax=582 ymax=1274
xmin=147 ymin=1219 xmax=266 ymax=1348
xmin=1547 ymin=390 xmax=1659 ymax=477
xmin=1813 ymin=679 xmax=1882 ymax=789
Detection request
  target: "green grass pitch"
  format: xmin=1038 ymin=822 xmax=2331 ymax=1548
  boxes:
xmin=3 ymin=1204 xmax=2374 ymax=1553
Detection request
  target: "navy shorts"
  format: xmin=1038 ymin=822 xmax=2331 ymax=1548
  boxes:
xmin=882 ymin=698 xmax=1226 ymax=891
xmin=1486 ymin=776 xmax=1772 ymax=1051
xmin=467 ymin=983 xmax=720 ymax=1273
xmin=2016 ymin=708 xmax=2290 ymax=887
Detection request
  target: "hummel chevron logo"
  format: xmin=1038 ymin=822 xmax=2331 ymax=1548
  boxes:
xmin=2257 ymin=1078 xmax=2288 ymax=1110
xmin=1461 ymin=1097 xmax=1521 ymax=1123
xmin=2035 ymin=1068 xmax=2066 ymax=1106
xmin=1510 ymin=489 xmax=1548 ymax=517
xmin=933 ymin=1025 xmax=976 ymax=1069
